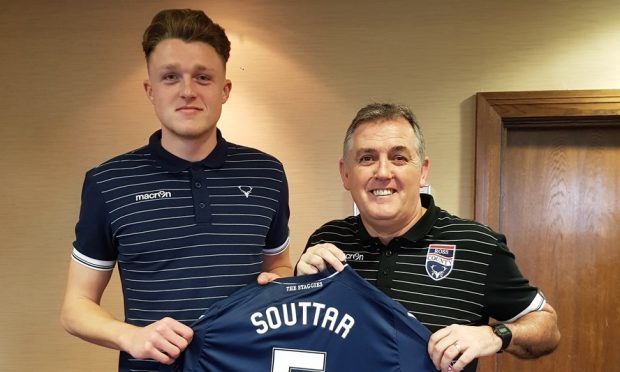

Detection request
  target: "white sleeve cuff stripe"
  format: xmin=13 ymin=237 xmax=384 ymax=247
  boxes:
xmin=505 ymin=292 xmax=546 ymax=323
xmin=263 ymin=237 xmax=290 ymax=256
xmin=71 ymin=248 xmax=115 ymax=271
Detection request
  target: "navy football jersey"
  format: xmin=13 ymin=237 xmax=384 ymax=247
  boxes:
xmin=169 ymin=264 xmax=436 ymax=371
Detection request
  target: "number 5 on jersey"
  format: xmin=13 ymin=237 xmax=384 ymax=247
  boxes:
xmin=271 ymin=348 xmax=326 ymax=372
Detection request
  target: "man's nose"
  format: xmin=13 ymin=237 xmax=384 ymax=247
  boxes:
xmin=180 ymin=77 xmax=196 ymax=99
xmin=374 ymin=159 xmax=392 ymax=179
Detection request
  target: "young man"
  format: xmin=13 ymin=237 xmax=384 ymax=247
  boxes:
xmin=296 ymin=103 xmax=560 ymax=372
xmin=61 ymin=9 xmax=292 ymax=371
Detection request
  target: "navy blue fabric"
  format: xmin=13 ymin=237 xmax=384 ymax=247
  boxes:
xmin=172 ymin=265 xmax=436 ymax=371
xmin=72 ymin=129 xmax=290 ymax=371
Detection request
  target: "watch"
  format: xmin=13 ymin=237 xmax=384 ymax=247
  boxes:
xmin=492 ymin=323 xmax=512 ymax=352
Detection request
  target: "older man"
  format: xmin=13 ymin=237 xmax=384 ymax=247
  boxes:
xmin=296 ymin=103 xmax=560 ymax=372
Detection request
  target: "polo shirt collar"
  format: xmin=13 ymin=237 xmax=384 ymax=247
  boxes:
xmin=148 ymin=129 xmax=228 ymax=172
xmin=357 ymin=193 xmax=439 ymax=244
xmin=401 ymin=193 xmax=439 ymax=241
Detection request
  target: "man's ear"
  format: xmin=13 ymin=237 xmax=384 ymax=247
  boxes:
xmin=143 ymin=80 xmax=153 ymax=102
xmin=419 ymin=157 xmax=430 ymax=187
xmin=221 ymin=79 xmax=232 ymax=103
xmin=339 ymin=159 xmax=351 ymax=191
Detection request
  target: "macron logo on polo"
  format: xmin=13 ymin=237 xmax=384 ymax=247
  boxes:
xmin=135 ymin=190 xmax=172 ymax=201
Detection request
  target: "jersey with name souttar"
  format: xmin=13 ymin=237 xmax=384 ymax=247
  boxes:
xmin=174 ymin=265 xmax=436 ymax=371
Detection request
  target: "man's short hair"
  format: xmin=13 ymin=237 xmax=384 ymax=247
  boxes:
xmin=142 ymin=8 xmax=231 ymax=65
xmin=343 ymin=103 xmax=426 ymax=163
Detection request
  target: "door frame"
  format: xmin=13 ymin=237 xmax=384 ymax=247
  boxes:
xmin=474 ymin=89 xmax=620 ymax=372
xmin=475 ymin=89 xmax=620 ymax=230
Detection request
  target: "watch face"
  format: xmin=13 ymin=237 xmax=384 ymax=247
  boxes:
xmin=494 ymin=324 xmax=512 ymax=351
xmin=496 ymin=326 xmax=510 ymax=336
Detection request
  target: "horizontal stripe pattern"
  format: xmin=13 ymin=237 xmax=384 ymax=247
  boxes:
xmin=305 ymin=196 xmax=536 ymax=334
xmin=72 ymin=134 xmax=289 ymax=371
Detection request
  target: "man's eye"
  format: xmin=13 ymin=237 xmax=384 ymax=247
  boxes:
xmin=196 ymin=75 xmax=211 ymax=83
xmin=163 ymin=74 xmax=178 ymax=81
xmin=393 ymin=156 xmax=409 ymax=164
xmin=359 ymin=155 xmax=373 ymax=163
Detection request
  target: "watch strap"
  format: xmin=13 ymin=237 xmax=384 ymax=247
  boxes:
xmin=492 ymin=323 xmax=512 ymax=352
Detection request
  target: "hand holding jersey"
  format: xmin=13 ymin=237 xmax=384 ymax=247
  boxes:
xmin=61 ymin=9 xmax=293 ymax=372
xmin=122 ymin=317 xmax=193 ymax=365
xmin=427 ymin=323 xmax=503 ymax=371
xmin=295 ymin=243 xmax=346 ymax=275
xmin=167 ymin=264 xmax=437 ymax=371
xmin=295 ymin=103 xmax=560 ymax=372
xmin=296 ymin=244 xmax=505 ymax=371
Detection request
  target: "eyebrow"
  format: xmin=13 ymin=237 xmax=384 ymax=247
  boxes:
xmin=355 ymin=145 xmax=410 ymax=155
xmin=354 ymin=148 xmax=376 ymax=157
xmin=390 ymin=145 xmax=410 ymax=153
xmin=159 ymin=64 xmax=215 ymax=72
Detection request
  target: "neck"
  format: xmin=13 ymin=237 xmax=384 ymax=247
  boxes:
xmin=362 ymin=206 xmax=427 ymax=245
xmin=160 ymin=128 xmax=217 ymax=162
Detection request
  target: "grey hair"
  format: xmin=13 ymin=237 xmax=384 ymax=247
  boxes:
xmin=343 ymin=103 xmax=426 ymax=163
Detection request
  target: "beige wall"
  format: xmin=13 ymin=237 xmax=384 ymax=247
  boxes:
xmin=1 ymin=0 xmax=619 ymax=370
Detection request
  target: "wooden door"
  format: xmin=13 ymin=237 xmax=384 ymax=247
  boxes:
xmin=475 ymin=90 xmax=620 ymax=372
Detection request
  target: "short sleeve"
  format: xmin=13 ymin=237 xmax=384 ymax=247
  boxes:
xmin=262 ymin=164 xmax=290 ymax=256
xmin=484 ymin=238 xmax=540 ymax=321
xmin=71 ymin=170 xmax=117 ymax=270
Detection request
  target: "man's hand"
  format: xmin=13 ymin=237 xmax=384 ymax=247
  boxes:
xmin=428 ymin=324 xmax=501 ymax=372
xmin=257 ymin=272 xmax=281 ymax=285
xmin=258 ymin=249 xmax=293 ymax=285
xmin=122 ymin=317 xmax=194 ymax=365
xmin=296 ymin=243 xmax=346 ymax=275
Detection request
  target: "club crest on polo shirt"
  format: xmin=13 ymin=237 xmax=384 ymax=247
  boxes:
xmin=425 ymin=244 xmax=456 ymax=281
xmin=238 ymin=186 xmax=253 ymax=198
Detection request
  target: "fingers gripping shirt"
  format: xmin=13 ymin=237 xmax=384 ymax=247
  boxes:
xmin=171 ymin=265 xmax=437 ymax=372
xmin=71 ymin=130 xmax=291 ymax=371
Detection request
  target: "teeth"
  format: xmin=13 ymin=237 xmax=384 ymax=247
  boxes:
xmin=372 ymin=189 xmax=393 ymax=196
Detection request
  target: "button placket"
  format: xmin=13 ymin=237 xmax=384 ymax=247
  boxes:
xmin=190 ymin=168 xmax=211 ymax=223
xmin=376 ymin=240 xmax=399 ymax=291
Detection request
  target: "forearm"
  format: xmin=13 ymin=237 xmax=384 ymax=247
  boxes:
xmin=428 ymin=307 xmax=560 ymax=372
xmin=257 ymin=250 xmax=293 ymax=284
xmin=62 ymin=294 xmax=193 ymax=364
xmin=269 ymin=264 xmax=293 ymax=277
xmin=262 ymin=249 xmax=293 ymax=277
xmin=504 ymin=304 xmax=561 ymax=358
xmin=61 ymin=295 xmax=135 ymax=352
xmin=61 ymin=261 xmax=193 ymax=363
xmin=60 ymin=261 xmax=136 ymax=352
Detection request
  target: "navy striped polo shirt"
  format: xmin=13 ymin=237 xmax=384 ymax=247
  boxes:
xmin=72 ymin=129 xmax=289 ymax=371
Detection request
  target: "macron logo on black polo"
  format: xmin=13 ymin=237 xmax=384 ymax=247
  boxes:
xmin=135 ymin=190 xmax=172 ymax=201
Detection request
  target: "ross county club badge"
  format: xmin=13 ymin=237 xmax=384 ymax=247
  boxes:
xmin=425 ymin=244 xmax=456 ymax=281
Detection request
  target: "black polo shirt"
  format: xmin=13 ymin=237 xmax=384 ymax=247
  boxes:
xmin=303 ymin=195 xmax=545 ymax=371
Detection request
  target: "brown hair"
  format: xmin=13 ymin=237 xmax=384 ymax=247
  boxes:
xmin=142 ymin=9 xmax=231 ymax=64
xmin=343 ymin=103 xmax=426 ymax=163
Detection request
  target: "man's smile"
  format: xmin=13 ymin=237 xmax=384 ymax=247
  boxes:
xmin=371 ymin=188 xmax=396 ymax=196
xmin=176 ymin=105 xmax=203 ymax=112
